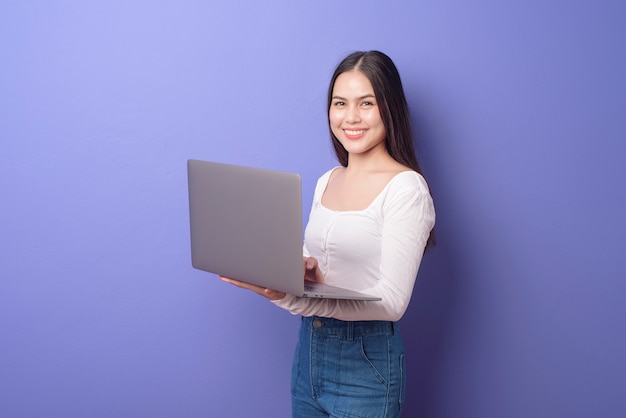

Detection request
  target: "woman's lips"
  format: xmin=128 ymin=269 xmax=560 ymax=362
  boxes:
xmin=343 ymin=129 xmax=366 ymax=139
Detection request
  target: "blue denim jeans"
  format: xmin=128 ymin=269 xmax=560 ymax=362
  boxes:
xmin=291 ymin=316 xmax=406 ymax=417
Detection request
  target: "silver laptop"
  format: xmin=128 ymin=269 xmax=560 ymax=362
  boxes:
xmin=187 ymin=159 xmax=380 ymax=301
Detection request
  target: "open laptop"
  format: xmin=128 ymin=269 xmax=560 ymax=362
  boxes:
xmin=187 ymin=159 xmax=380 ymax=301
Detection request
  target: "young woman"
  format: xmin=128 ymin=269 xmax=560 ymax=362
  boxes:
xmin=221 ymin=50 xmax=435 ymax=417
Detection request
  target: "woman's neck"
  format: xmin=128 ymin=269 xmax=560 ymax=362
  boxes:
xmin=345 ymin=149 xmax=400 ymax=174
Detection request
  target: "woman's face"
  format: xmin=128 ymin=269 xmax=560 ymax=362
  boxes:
xmin=329 ymin=71 xmax=386 ymax=158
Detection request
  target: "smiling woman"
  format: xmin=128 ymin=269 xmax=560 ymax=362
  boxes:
xmin=2 ymin=0 xmax=625 ymax=416
xmin=220 ymin=50 xmax=436 ymax=417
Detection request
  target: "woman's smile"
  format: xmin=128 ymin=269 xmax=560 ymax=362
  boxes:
xmin=343 ymin=128 xmax=367 ymax=139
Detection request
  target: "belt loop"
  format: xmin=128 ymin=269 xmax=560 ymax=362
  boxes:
xmin=391 ymin=321 xmax=397 ymax=335
xmin=347 ymin=321 xmax=354 ymax=341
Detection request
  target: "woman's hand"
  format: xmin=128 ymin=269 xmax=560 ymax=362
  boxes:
xmin=219 ymin=257 xmax=322 ymax=301
xmin=304 ymin=257 xmax=324 ymax=283
xmin=218 ymin=276 xmax=286 ymax=301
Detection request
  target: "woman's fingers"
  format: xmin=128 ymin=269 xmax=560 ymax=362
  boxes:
xmin=303 ymin=257 xmax=324 ymax=283
xmin=219 ymin=276 xmax=286 ymax=301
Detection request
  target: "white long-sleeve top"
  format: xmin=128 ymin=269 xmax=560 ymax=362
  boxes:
xmin=272 ymin=167 xmax=435 ymax=322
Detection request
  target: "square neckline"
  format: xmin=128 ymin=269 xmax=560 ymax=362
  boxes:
xmin=319 ymin=167 xmax=416 ymax=214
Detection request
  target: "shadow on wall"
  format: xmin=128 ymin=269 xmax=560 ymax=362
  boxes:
xmin=401 ymin=245 xmax=461 ymax=417
xmin=398 ymin=98 xmax=466 ymax=417
xmin=401 ymin=202 xmax=469 ymax=418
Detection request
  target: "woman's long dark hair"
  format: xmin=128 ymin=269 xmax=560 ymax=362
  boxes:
xmin=327 ymin=51 xmax=421 ymax=172
xmin=327 ymin=50 xmax=435 ymax=248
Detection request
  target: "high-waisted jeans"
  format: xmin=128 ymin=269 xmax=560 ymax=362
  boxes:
xmin=291 ymin=316 xmax=406 ymax=418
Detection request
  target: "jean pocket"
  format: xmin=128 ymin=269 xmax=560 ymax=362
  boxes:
xmin=359 ymin=335 xmax=390 ymax=386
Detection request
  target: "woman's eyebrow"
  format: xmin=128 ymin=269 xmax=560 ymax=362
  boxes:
xmin=332 ymin=94 xmax=376 ymax=100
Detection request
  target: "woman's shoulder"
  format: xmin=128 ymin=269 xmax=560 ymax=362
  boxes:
xmin=387 ymin=170 xmax=430 ymax=193
xmin=316 ymin=166 xmax=343 ymax=186
xmin=379 ymin=169 xmax=433 ymax=208
xmin=380 ymin=170 xmax=434 ymax=216
xmin=310 ymin=166 xmax=342 ymax=199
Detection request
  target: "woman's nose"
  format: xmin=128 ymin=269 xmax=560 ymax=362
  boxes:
xmin=345 ymin=105 xmax=361 ymax=123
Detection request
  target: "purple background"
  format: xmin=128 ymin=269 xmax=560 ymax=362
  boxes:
xmin=1 ymin=1 xmax=625 ymax=417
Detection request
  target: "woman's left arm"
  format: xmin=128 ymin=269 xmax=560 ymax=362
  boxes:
xmin=273 ymin=176 xmax=435 ymax=321
xmin=370 ymin=184 xmax=435 ymax=319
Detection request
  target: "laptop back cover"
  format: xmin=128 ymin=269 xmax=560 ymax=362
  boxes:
xmin=187 ymin=160 xmax=305 ymax=296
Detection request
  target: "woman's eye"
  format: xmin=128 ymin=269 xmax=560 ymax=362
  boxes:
xmin=333 ymin=101 xmax=345 ymax=106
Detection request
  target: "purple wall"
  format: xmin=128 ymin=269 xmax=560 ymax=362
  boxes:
xmin=1 ymin=1 xmax=624 ymax=417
